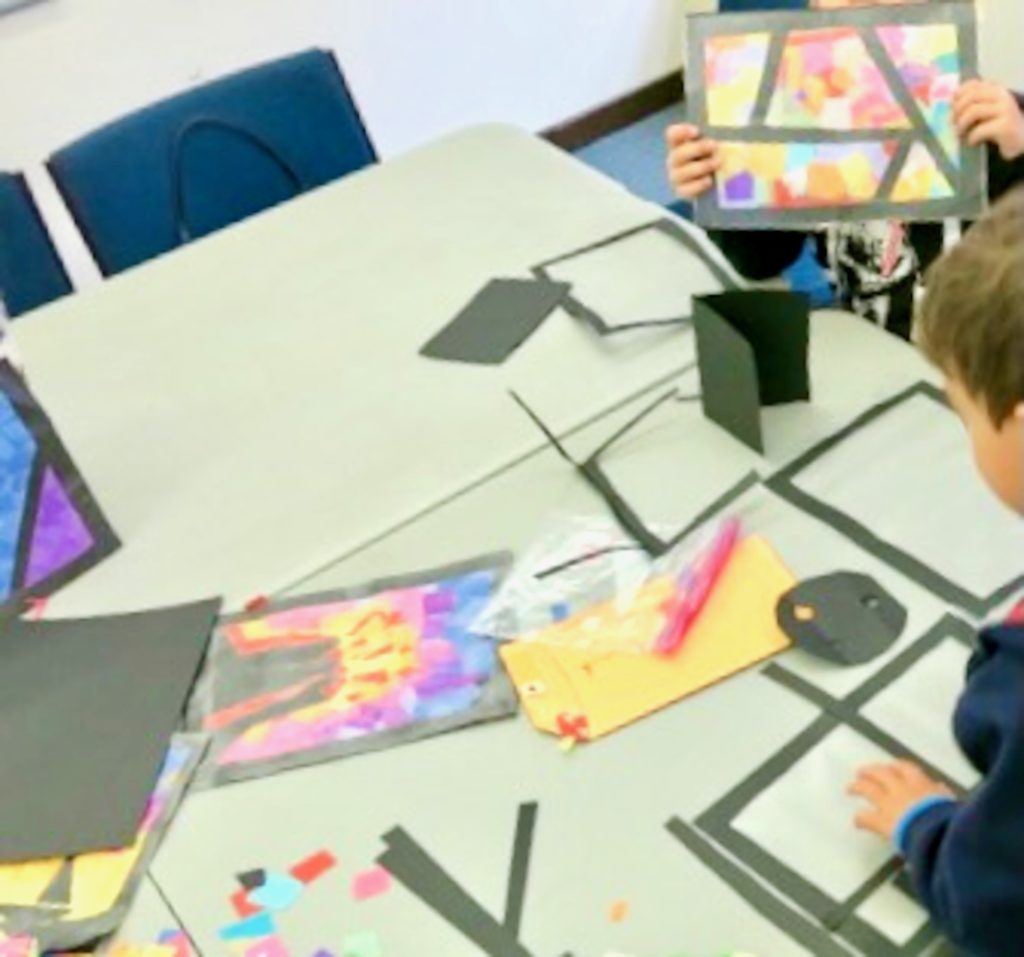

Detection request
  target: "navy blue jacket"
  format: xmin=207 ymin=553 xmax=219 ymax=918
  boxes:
xmin=904 ymin=622 xmax=1024 ymax=956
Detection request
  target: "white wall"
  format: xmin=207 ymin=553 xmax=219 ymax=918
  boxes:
xmin=2 ymin=0 xmax=1018 ymax=171
xmin=0 ymin=0 xmax=710 ymax=169
xmin=978 ymin=0 xmax=1024 ymax=95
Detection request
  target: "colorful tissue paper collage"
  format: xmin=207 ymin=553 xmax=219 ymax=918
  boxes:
xmin=692 ymin=4 xmax=979 ymax=224
xmin=191 ymin=560 xmax=516 ymax=785
xmin=0 ymin=362 xmax=118 ymax=618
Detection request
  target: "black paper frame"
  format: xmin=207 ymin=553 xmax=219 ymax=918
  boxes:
xmin=0 ymin=599 xmax=220 ymax=862
xmin=766 ymin=382 xmax=1024 ymax=617
xmin=510 ymin=386 xmax=760 ymax=556
xmin=689 ymin=614 xmax=975 ymax=956
xmin=532 ymin=219 xmax=741 ymax=336
xmin=687 ymin=2 xmax=986 ymax=229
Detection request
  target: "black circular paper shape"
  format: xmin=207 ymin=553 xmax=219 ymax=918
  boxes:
xmin=776 ymin=572 xmax=908 ymax=666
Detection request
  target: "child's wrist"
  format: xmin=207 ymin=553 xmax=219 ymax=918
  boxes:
xmin=892 ymin=795 xmax=957 ymax=856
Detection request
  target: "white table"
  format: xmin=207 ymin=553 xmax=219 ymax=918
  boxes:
xmin=13 ymin=124 xmax=734 ymax=617
xmin=104 ymin=878 xmax=183 ymax=951
xmin=149 ymin=313 xmax=969 ymax=957
xmin=15 ymin=123 xmax=1003 ymax=955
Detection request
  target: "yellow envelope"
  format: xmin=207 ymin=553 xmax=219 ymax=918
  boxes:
xmin=0 ymin=860 xmax=63 ymax=908
xmin=500 ymin=536 xmax=794 ymax=740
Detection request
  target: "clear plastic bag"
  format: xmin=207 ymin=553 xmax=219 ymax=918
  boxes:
xmin=474 ymin=514 xmax=740 ymax=654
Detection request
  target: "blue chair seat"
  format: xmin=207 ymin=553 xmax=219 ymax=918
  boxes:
xmin=0 ymin=173 xmax=72 ymax=319
xmin=48 ymin=49 xmax=377 ymax=276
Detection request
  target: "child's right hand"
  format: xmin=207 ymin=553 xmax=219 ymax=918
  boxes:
xmin=954 ymin=80 xmax=1024 ymax=161
xmin=666 ymin=124 xmax=722 ymax=201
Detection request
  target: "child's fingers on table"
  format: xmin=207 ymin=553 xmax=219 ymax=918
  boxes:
xmin=854 ymin=808 xmax=886 ymax=834
xmin=895 ymin=761 xmax=954 ymax=794
xmin=847 ymin=773 xmax=886 ymax=804
xmin=852 ymin=762 xmax=900 ymax=790
xmin=890 ymin=760 xmax=935 ymax=785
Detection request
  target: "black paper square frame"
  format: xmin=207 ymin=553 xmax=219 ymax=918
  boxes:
xmin=510 ymin=386 xmax=761 ymax=556
xmin=765 ymin=382 xmax=1024 ymax=618
xmin=687 ymin=614 xmax=975 ymax=957
xmin=532 ymin=219 xmax=741 ymax=336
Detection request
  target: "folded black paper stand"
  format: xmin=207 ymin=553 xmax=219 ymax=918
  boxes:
xmin=694 ymin=290 xmax=810 ymax=453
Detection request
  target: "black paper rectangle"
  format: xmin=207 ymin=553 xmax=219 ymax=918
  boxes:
xmin=695 ymin=291 xmax=810 ymax=453
xmin=420 ymin=279 xmax=570 ymax=365
xmin=0 ymin=599 xmax=220 ymax=862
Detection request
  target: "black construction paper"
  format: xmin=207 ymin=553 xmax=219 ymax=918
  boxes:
xmin=694 ymin=291 xmax=810 ymax=452
xmin=777 ymin=572 xmax=907 ymax=666
xmin=420 ymin=279 xmax=570 ymax=365
xmin=509 ymin=386 xmax=761 ymax=556
xmin=694 ymin=299 xmax=764 ymax=453
xmin=0 ymin=598 xmax=220 ymax=862
xmin=532 ymin=219 xmax=740 ymax=336
xmin=237 ymin=869 xmax=267 ymax=891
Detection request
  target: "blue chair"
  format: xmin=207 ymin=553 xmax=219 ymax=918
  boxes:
xmin=48 ymin=49 xmax=377 ymax=276
xmin=0 ymin=173 xmax=73 ymax=319
xmin=719 ymin=0 xmax=806 ymax=9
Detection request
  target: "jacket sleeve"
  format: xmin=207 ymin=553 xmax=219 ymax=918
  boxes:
xmin=900 ymin=636 xmax=1024 ymax=957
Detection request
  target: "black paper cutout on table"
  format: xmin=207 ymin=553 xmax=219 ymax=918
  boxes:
xmin=533 ymin=219 xmax=740 ymax=336
xmin=777 ymin=572 xmax=907 ymax=666
xmin=420 ymin=279 xmax=570 ymax=365
xmin=694 ymin=290 xmax=810 ymax=453
xmin=0 ymin=599 xmax=220 ymax=862
xmin=510 ymin=387 xmax=760 ymax=556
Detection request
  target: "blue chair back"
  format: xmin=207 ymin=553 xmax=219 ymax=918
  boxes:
xmin=0 ymin=173 xmax=72 ymax=319
xmin=719 ymin=0 xmax=806 ymax=9
xmin=48 ymin=49 xmax=376 ymax=276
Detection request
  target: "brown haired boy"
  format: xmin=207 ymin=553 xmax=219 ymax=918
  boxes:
xmin=848 ymin=186 xmax=1024 ymax=957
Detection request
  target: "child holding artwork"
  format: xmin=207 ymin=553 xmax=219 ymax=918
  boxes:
xmin=845 ymin=186 xmax=1024 ymax=956
xmin=667 ymin=0 xmax=1024 ymax=338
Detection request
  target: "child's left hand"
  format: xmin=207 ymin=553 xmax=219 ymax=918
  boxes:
xmin=954 ymin=80 xmax=1024 ymax=161
xmin=848 ymin=761 xmax=953 ymax=842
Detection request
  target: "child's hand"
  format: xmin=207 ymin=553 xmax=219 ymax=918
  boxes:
xmin=848 ymin=761 xmax=954 ymax=842
xmin=954 ymin=80 xmax=1024 ymax=161
xmin=666 ymin=124 xmax=722 ymax=201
